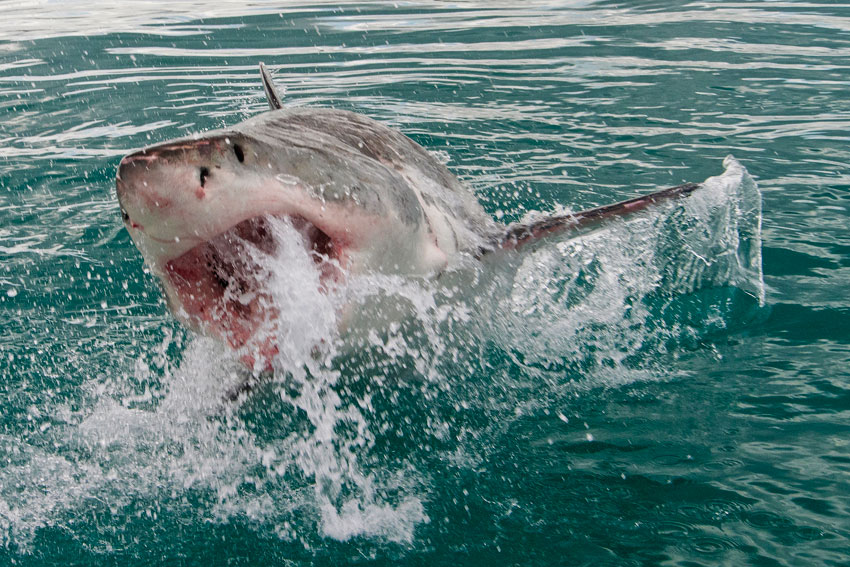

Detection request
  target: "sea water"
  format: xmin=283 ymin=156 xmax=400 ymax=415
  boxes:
xmin=1 ymin=2 xmax=848 ymax=565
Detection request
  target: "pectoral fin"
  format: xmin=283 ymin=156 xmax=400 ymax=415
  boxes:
xmin=496 ymin=182 xmax=701 ymax=252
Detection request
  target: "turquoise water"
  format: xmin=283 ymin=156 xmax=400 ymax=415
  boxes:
xmin=1 ymin=1 xmax=849 ymax=564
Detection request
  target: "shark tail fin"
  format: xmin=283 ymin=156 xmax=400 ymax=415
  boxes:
xmin=259 ymin=62 xmax=283 ymax=110
xmin=496 ymin=182 xmax=701 ymax=252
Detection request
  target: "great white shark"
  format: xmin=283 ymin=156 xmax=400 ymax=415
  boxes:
xmin=116 ymin=64 xmax=701 ymax=370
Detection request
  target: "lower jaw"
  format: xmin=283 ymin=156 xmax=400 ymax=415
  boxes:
xmin=159 ymin=214 xmax=344 ymax=370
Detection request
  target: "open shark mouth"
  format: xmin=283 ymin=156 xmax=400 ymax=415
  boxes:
xmin=162 ymin=215 xmax=344 ymax=368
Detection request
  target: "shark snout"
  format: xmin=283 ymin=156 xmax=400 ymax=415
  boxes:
xmin=116 ymin=137 xmax=243 ymax=205
xmin=116 ymin=146 xmax=182 ymax=184
xmin=116 ymin=151 xmax=175 ymax=215
xmin=116 ymin=152 xmax=150 ymax=201
xmin=116 ymin=139 xmax=222 ymax=207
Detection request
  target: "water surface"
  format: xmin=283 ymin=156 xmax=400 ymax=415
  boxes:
xmin=1 ymin=1 xmax=849 ymax=565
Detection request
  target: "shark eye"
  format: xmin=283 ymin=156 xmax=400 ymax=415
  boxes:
xmin=120 ymin=209 xmax=130 ymax=223
xmin=233 ymin=144 xmax=244 ymax=163
xmin=199 ymin=167 xmax=210 ymax=187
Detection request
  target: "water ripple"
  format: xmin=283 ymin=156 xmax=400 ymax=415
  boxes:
xmin=1 ymin=1 xmax=849 ymax=563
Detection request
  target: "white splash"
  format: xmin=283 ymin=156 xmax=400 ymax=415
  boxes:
xmin=0 ymin=157 xmax=764 ymax=551
xmin=489 ymin=155 xmax=764 ymax=384
xmin=684 ymin=155 xmax=765 ymax=305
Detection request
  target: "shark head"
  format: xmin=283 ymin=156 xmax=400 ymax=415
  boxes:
xmin=116 ymin=109 xmax=449 ymax=369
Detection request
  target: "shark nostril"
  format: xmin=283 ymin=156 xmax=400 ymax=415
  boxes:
xmin=233 ymin=144 xmax=244 ymax=163
xmin=199 ymin=167 xmax=210 ymax=187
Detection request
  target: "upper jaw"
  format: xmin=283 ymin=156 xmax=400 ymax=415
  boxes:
xmin=115 ymin=133 xmax=415 ymax=277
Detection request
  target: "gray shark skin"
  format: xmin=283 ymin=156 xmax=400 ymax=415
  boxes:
xmin=116 ymin=64 xmax=701 ymax=369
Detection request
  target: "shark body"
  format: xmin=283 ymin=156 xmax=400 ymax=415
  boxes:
xmin=116 ymin=64 xmax=700 ymax=368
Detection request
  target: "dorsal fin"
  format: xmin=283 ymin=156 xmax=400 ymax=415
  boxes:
xmin=259 ymin=62 xmax=283 ymax=110
xmin=494 ymin=182 xmax=701 ymax=252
